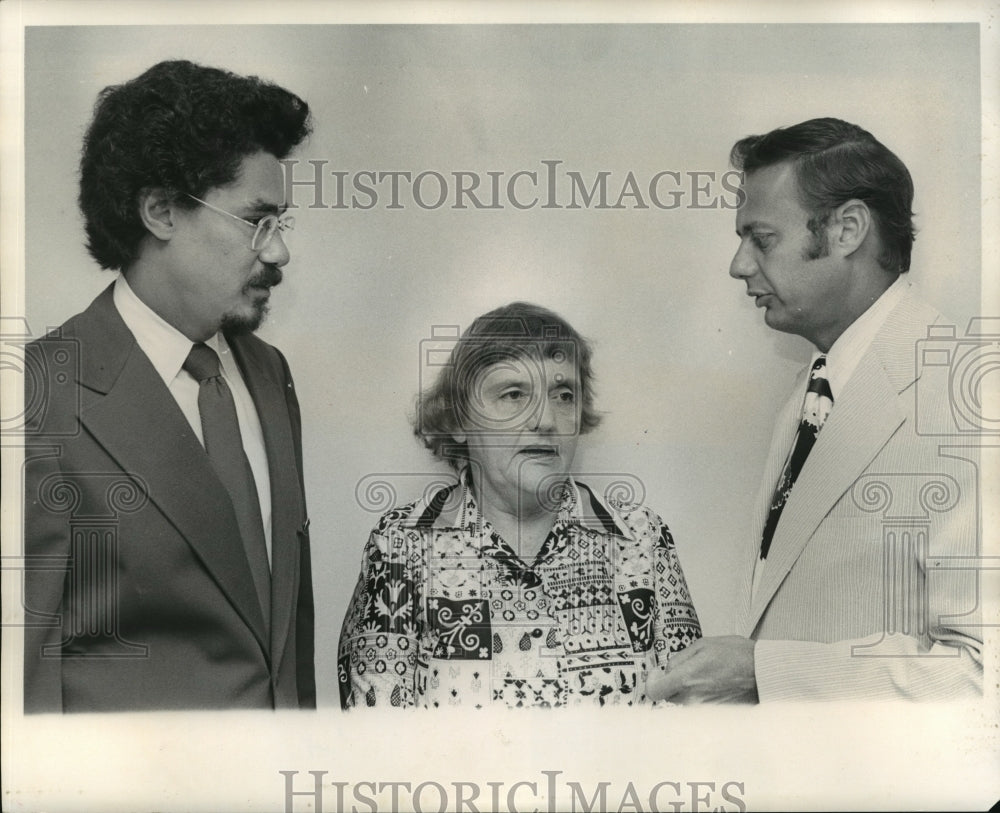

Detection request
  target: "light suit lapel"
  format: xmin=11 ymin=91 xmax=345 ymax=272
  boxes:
xmin=735 ymin=375 xmax=805 ymax=629
xmin=744 ymin=355 xmax=904 ymax=633
xmin=740 ymin=290 xmax=936 ymax=636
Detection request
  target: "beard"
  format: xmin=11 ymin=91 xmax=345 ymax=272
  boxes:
xmin=220 ymin=264 xmax=283 ymax=336
xmin=220 ymin=299 xmax=269 ymax=336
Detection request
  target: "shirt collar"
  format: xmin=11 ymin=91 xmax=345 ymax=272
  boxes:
xmin=819 ymin=276 xmax=909 ymax=400
xmin=113 ymin=274 xmax=226 ymax=386
xmin=402 ymin=466 xmax=630 ymax=538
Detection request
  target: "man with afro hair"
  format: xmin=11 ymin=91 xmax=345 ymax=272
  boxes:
xmin=24 ymin=60 xmax=316 ymax=712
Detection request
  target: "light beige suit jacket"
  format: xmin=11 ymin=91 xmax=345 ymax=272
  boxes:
xmin=736 ymin=290 xmax=983 ymax=700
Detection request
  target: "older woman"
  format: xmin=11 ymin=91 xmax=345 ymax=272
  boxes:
xmin=338 ymin=302 xmax=700 ymax=708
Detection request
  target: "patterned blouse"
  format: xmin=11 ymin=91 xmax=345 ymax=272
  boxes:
xmin=338 ymin=472 xmax=701 ymax=709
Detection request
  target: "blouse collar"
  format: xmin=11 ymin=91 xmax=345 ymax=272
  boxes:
xmin=402 ymin=466 xmax=631 ymax=538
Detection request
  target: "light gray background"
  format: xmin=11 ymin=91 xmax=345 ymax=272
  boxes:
xmin=23 ymin=24 xmax=982 ymax=707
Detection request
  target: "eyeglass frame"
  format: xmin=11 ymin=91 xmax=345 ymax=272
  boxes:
xmin=184 ymin=193 xmax=294 ymax=252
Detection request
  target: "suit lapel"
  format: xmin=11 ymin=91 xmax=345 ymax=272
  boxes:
xmin=744 ymin=291 xmax=933 ymax=635
xmin=735 ymin=375 xmax=805 ymax=631
xmin=73 ymin=287 xmax=270 ymax=651
xmin=228 ymin=335 xmax=302 ymax=674
xmin=746 ymin=354 xmax=904 ymax=630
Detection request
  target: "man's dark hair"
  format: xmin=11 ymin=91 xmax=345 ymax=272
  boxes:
xmin=79 ymin=59 xmax=312 ymax=271
xmin=730 ymin=117 xmax=915 ymax=273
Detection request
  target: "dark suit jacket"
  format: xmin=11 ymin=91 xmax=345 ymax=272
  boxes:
xmin=23 ymin=284 xmax=316 ymax=712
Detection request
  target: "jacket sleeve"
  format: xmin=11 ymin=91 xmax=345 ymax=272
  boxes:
xmin=22 ymin=340 xmax=75 ymax=713
xmin=753 ymin=460 xmax=983 ymax=702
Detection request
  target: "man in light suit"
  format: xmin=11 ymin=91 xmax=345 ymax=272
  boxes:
xmin=649 ymin=118 xmax=983 ymax=702
xmin=23 ymin=60 xmax=316 ymax=711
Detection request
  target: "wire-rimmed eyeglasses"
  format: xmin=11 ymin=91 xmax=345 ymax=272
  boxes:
xmin=185 ymin=193 xmax=294 ymax=252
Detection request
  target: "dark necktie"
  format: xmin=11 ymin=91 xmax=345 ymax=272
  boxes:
xmin=759 ymin=355 xmax=834 ymax=560
xmin=183 ymin=343 xmax=271 ymax=624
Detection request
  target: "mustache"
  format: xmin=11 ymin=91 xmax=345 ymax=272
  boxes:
xmin=247 ymin=264 xmax=283 ymax=289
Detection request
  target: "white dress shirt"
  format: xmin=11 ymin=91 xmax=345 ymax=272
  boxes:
xmin=113 ymin=275 xmax=273 ymax=563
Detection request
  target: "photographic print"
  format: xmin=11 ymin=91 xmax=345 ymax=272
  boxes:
xmin=2 ymin=2 xmax=997 ymax=811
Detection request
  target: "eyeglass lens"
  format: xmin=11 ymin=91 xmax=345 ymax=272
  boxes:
xmin=251 ymin=216 xmax=294 ymax=251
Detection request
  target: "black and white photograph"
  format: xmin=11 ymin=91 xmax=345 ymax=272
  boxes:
xmin=1 ymin=1 xmax=997 ymax=811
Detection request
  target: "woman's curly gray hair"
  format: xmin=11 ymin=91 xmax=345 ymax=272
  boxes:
xmin=413 ymin=301 xmax=602 ymax=470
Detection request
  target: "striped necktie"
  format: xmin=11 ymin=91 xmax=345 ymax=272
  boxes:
xmin=759 ymin=355 xmax=834 ymax=560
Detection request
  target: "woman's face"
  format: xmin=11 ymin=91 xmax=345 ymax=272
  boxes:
xmin=454 ymin=351 xmax=582 ymax=512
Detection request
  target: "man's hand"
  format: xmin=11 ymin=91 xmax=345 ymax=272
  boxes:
xmin=646 ymin=636 xmax=759 ymax=704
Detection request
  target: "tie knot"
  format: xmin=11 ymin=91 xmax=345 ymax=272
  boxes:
xmin=806 ymin=355 xmax=832 ymax=400
xmin=183 ymin=343 xmax=222 ymax=382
